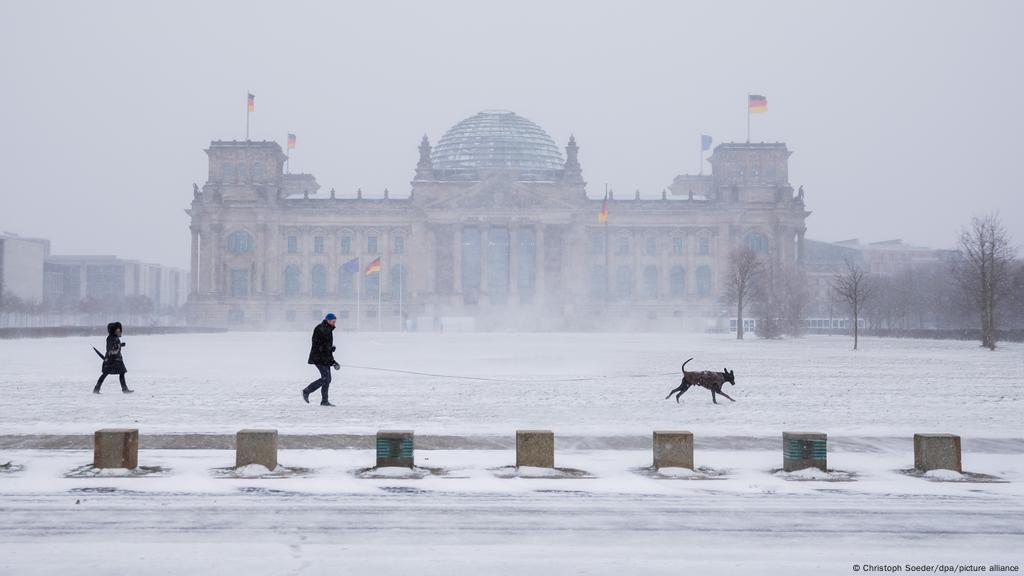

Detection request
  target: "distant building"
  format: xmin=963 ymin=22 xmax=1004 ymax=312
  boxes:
xmin=186 ymin=110 xmax=810 ymax=330
xmin=0 ymin=233 xmax=50 ymax=305
xmin=44 ymin=255 xmax=188 ymax=309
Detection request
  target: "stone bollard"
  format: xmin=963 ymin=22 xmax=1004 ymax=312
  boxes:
xmin=235 ymin=429 xmax=278 ymax=470
xmin=783 ymin=432 xmax=827 ymax=472
xmin=516 ymin=430 xmax=554 ymax=468
xmin=376 ymin=430 xmax=414 ymax=468
xmin=93 ymin=428 xmax=139 ymax=469
xmin=914 ymin=433 xmax=962 ymax=472
xmin=653 ymin=431 xmax=694 ymax=469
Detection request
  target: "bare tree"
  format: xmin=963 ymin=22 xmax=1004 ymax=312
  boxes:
xmin=832 ymin=259 xmax=874 ymax=350
xmin=724 ymin=247 xmax=764 ymax=340
xmin=955 ymin=213 xmax=1017 ymax=350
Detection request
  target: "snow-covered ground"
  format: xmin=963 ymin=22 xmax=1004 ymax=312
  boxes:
xmin=1 ymin=447 xmax=1023 ymax=575
xmin=0 ymin=331 xmax=1021 ymax=436
xmin=1 ymin=332 xmax=1022 ymax=574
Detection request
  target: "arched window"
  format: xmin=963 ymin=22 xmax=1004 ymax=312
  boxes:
xmin=252 ymin=162 xmax=265 ymax=180
xmin=746 ymin=232 xmax=768 ymax=254
xmin=237 ymin=163 xmax=248 ymax=181
xmin=284 ymin=265 xmax=301 ymax=297
xmin=390 ymin=264 xmax=408 ymax=300
xmin=645 ymin=237 xmax=657 ymax=256
xmin=221 ymin=163 xmax=235 ymax=181
xmin=338 ymin=266 xmax=356 ymax=297
xmin=227 ymin=231 xmax=254 ymax=254
xmin=696 ymin=265 xmax=712 ymax=297
xmin=642 ymin=265 xmax=659 ymax=299
xmin=616 ymin=235 xmax=631 ymax=256
xmin=670 ymin=266 xmax=686 ymax=298
xmin=311 ymin=265 xmax=327 ymax=297
xmin=590 ymin=265 xmax=606 ymax=299
xmin=615 ymin=265 xmax=633 ymax=299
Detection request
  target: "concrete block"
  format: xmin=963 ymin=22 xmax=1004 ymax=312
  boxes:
xmin=653 ymin=431 xmax=694 ymax=469
xmin=93 ymin=428 xmax=139 ymax=469
xmin=516 ymin=430 xmax=554 ymax=468
xmin=914 ymin=433 xmax=962 ymax=472
xmin=783 ymin=432 xmax=827 ymax=472
xmin=376 ymin=430 xmax=414 ymax=468
xmin=235 ymin=429 xmax=278 ymax=469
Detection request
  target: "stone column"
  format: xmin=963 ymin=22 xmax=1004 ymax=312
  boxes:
xmin=479 ymin=226 xmax=489 ymax=301
xmin=508 ymin=224 xmax=519 ymax=301
xmin=189 ymin=227 xmax=200 ymax=295
xmin=797 ymin=228 xmax=806 ymax=264
xmin=210 ymin=224 xmax=223 ymax=295
xmin=535 ymin=225 xmax=546 ymax=302
xmin=453 ymin=225 xmax=463 ymax=300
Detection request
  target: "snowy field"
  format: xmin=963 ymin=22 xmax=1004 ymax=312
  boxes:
xmin=1 ymin=332 xmax=1023 ymax=574
xmin=0 ymin=331 xmax=1020 ymax=436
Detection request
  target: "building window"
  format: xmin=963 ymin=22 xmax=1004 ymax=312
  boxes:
xmin=284 ymin=265 xmax=301 ymax=297
xmin=340 ymin=236 xmax=352 ymax=255
xmin=237 ymin=163 xmax=248 ymax=180
xmin=367 ymin=235 xmax=378 ymax=254
xmin=615 ymin=265 xmax=633 ymax=299
xmin=589 ymin=265 xmax=606 ymax=299
xmin=227 ymin=231 xmax=254 ymax=254
xmin=642 ymin=265 xmax=658 ymax=298
xmin=746 ymin=232 xmax=768 ymax=254
xmin=698 ymin=237 xmax=710 ymax=256
xmin=314 ymin=236 xmax=325 ymax=254
xmin=517 ymin=227 xmax=536 ymax=301
xmin=390 ymin=264 xmax=408 ymax=300
xmin=338 ymin=266 xmax=356 ymax=297
xmin=696 ymin=265 xmax=712 ymax=297
xmin=486 ymin=228 xmax=509 ymax=305
xmin=221 ymin=163 xmax=236 ymax=181
xmin=230 ymin=269 xmax=250 ymax=298
xmin=365 ymin=272 xmax=380 ymax=296
xmin=672 ymin=237 xmax=684 ymax=256
xmin=393 ymin=235 xmax=405 ymax=255
xmin=670 ymin=266 xmax=686 ymax=297
xmin=616 ymin=236 xmax=630 ymax=256
xmin=645 ymin=237 xmax=657 ymax=256
xmin=590 ymin=234 xmax=605 ymax=256
xmin=287 ymin=236 xmax=298 ymax=254
xmin=311 ymin=265 xmax=327 ymax=297
xmin=252 ymin=162 xmax=265 ymax=179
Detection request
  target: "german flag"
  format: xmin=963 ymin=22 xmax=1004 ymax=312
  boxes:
xmin=287 ymin=133 xmax=296 ymax=149
xmin=247 ymin=93 xmax=255 ymax=113
xmin=597 ymin=194 xmax=609 ymax=224
xmin=748 ymin=94 xmax=767 ymax=113
xmin=365 ymin=257 xmax=381 ymax=276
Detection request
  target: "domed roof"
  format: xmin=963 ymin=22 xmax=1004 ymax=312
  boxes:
xmin=431 ymin=110 xmax=564 ymax=177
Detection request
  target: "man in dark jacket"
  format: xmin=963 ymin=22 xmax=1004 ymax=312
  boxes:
xmin=302 ymin=313 xmax=339 ymax=406
xmin=94 ymin=321 xmax=133 ymax=394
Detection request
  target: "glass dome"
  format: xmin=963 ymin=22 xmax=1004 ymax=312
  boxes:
xmin=431 ymin=110 xmax=564 ymax=179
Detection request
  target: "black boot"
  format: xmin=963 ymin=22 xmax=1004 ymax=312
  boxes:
xmin=320 ymin=401 xmax=335 ymax=407
xmin=122 ymin=388 xmax=134 ymax=394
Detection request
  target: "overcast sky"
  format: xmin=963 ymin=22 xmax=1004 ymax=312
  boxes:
xmin=1 ymin=0 xmax=1021 ymax=268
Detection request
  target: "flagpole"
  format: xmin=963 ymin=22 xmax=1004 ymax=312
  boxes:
xmin=398 ymin=267 xmax=403 ymax=331
xmin=746 ymin=95 xmax=750 ymax=143
xmin=603 ymin=184 xmax=610 ymax=309
xmin=246 ymin=92 xmax=250 ymax=141
xmin=356 ymin=271 xmax=361 ymax=332
xmin=377 ymin=269 xmax=382 ymax=331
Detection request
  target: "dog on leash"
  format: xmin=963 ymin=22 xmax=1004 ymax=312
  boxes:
xmin=664 ymin=358 xmax=736 ymax=404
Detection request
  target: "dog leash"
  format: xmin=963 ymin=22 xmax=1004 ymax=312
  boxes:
xmin=337 ymin=363 xmax=678 ymax=383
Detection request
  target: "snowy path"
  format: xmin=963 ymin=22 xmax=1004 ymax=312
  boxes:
xmin=0 ymin=332 xmax=1021 ymax=436
xmin=2 ymin=449 xmax=1023 ymax=575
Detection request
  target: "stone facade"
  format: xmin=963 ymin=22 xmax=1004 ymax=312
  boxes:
xmin=185 ymin=110 xmax=809 ymax=330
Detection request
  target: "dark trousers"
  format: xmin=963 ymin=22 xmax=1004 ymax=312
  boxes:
xmin=303 ymin=364 xmax=332 ymax=403
xmin=95 ymin=373 xmax=127 ymax=391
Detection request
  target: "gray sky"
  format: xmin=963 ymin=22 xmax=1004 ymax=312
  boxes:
xmin=1 ymin=0 xmax=1021 ymax=268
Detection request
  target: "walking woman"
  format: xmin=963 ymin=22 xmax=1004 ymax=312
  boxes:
xmin=93 ymin=321 xmax=133 ymax=394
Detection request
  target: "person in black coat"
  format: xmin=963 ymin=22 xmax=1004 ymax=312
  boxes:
xmin=94 ymin=322 xmax=133 ymax=394
xmin=302 ymin=313 xmax=339 ymax=406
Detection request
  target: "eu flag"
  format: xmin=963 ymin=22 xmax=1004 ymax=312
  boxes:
xmin=342 ymin=257 xmax=360 ymax=273
xmin=701 ymin=134 xmax=712 ymax=151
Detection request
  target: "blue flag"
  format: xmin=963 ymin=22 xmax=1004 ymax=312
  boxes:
xmin=701 ymin=134 xmax=712 ymax=151
xmin=342 ymin=257 xmax=360 ymax=273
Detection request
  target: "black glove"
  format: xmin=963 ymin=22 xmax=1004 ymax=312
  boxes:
xmin=332 ymin=362 xmax=340 ymax=371
xmin=120 ymin=342 xmax=126 ymax=347
xmin=331 ymin=346 xmax=336 ymax=352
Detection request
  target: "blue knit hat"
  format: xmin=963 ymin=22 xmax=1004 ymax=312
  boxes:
xmin=325 ymin=313 xmax=337 ymax=321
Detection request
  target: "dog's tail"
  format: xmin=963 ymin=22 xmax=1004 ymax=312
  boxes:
xmin=681 ymin=357 xmax=693 ymax=373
